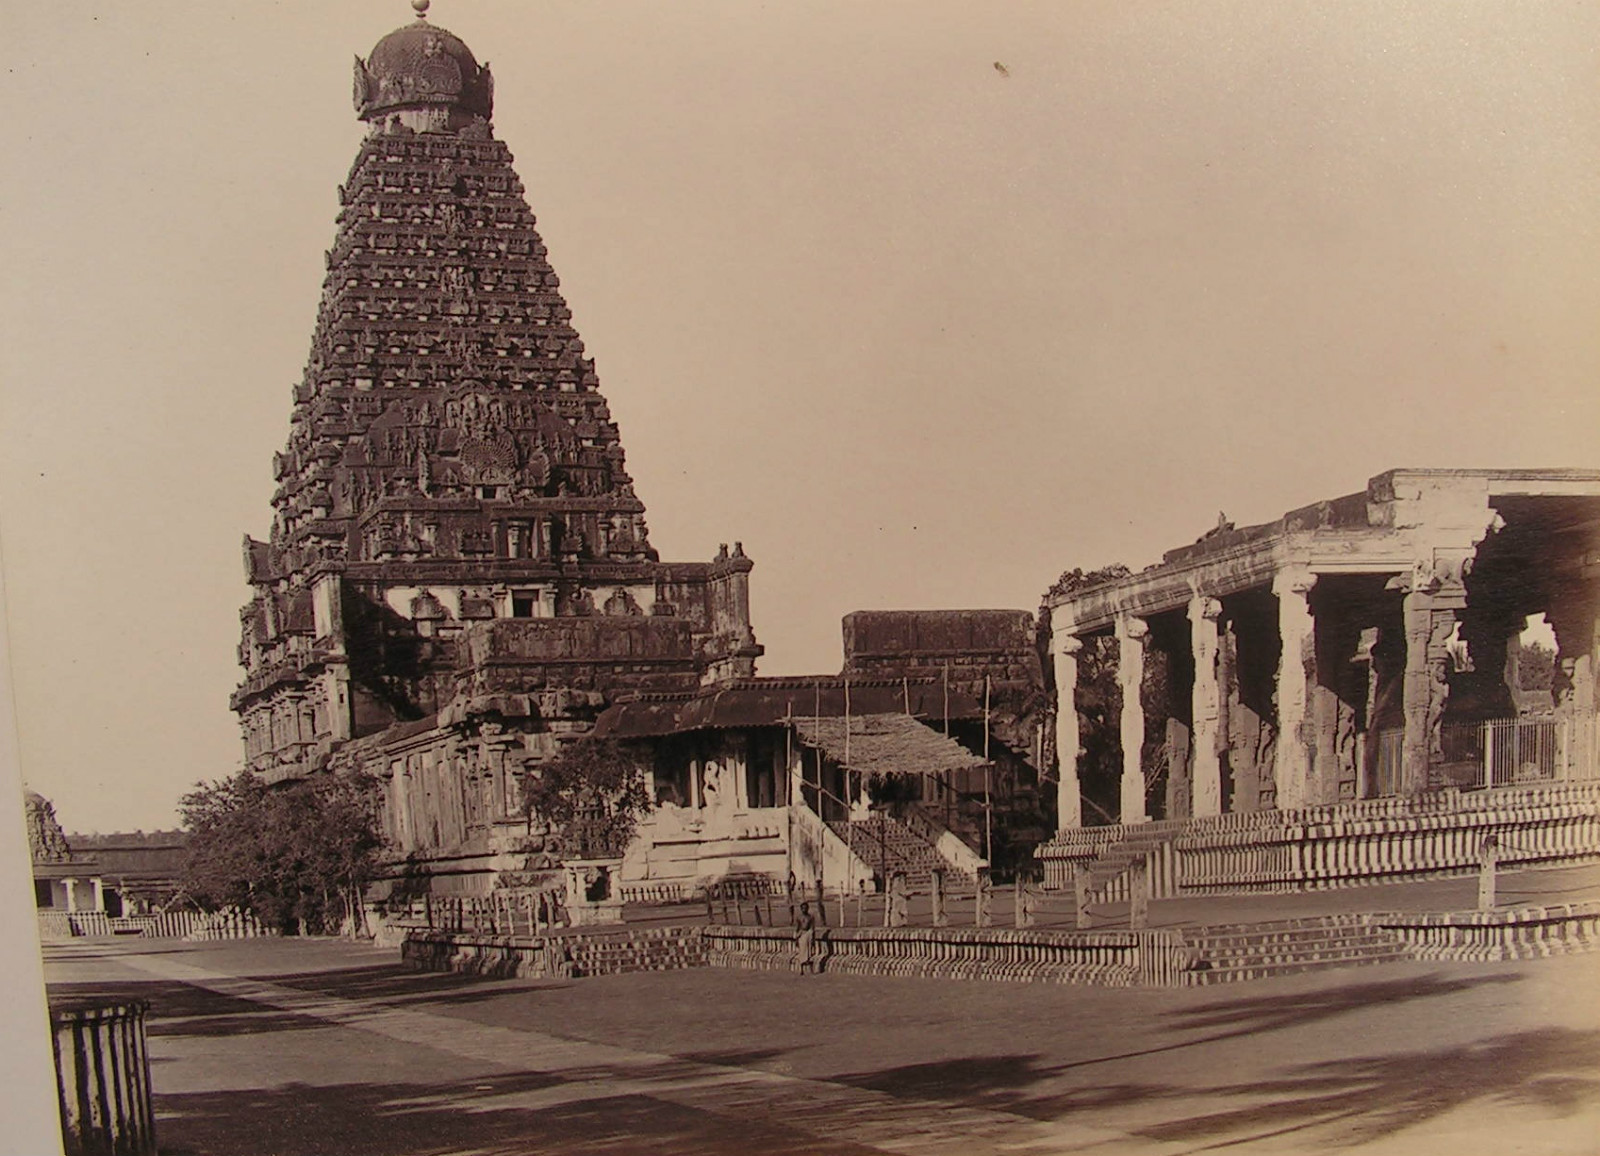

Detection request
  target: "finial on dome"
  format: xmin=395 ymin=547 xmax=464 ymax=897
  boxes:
xmin=412 ymin=0 xmax=430 ymax=17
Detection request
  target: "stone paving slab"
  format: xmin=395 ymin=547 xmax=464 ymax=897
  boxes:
xmin=81 ymin=943 xmax=1189 ymax=1156
xmin=45 ymin=937 xmax=1600 ymax=1156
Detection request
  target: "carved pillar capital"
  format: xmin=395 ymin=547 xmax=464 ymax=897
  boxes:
xmin=1273 ymin=566 xmax=1317 ymax=599
xmin=1117 ymin=614 xmax=1150 ymax=642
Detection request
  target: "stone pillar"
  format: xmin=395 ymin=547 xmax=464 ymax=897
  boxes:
xmin=1128 ymin=859 xmax=1149 ymax=930
xmin=1549 ymin=593 xmax=1600 ymax=780
xmin=91 ymin=878 xmax=105 ymax=914
xmin=392 ymin=758 xmax=414 ymax=851
xmin=63 ymin=879 xmax=78 ymax=913
xmin=1189 ymin=596 xmax=1224 ymax=817
xmin=1116 ymin=616 xmax=1150 ymax=824
xmin=1053 ymin=635 xmax=1084 ymax=829
xmin=1273 ymin=569 xmax=1316 ymax=811
xmin=482 ymin=728 xmax=518 ymax=820
xmin=325 ymin=666 xmax=353 ymax=743
xmin=1398 ymin=566 xmax=1461 ymax=796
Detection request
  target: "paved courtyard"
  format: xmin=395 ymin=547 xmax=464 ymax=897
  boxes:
xmin=44 ymin=933 xmax=1600 ymax=1156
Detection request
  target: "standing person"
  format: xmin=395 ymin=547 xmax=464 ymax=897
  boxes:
xmin=886 ymin=872 xmax=909 ymax=928
xmin=794 ymin=900 xmax=819 ymax=974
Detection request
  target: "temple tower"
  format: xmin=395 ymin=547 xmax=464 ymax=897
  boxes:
xmin=234 ymin=8 xmax=760 ymax=882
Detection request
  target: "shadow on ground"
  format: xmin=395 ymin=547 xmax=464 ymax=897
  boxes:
xmin=835 ymin=1027 xmax=1600 ymax=1149
xmin=839 ymin=970 xmax=1525 ymax=1104
xmin=830 ymin=970 xmax=1600 ymax=1150
xmin=154 ymin=1069 xmax=878 ymax=1156
xmin=246 ymin=963 xmax=561 ymax=1008
xmin=48 ymin=980 xmax=327 ymax=1038
xmin=1137 ymin=1025 xmax=1600 ymax=1150
xmin=51 ymin=962 xmax=561 ymax=1037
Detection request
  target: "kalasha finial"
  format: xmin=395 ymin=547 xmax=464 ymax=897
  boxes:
xmin=412 ymin=0 xmax=430 ymax=17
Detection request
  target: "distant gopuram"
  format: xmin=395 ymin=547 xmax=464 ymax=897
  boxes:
xmin=233 ymin=6 xmax=760 ymax=891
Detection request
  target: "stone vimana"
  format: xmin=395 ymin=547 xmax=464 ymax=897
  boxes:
xmin=234 ymin=8 xmax=763 ymax=883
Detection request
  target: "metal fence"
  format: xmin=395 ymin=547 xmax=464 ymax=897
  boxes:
xmin=1441 ymin=718 xmax=1560 ymax=789
xmin=1370 ymin=718 xmax=1568 ymax=797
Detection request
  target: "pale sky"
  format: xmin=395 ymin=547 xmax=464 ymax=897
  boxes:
xmin=2 ymin=0 xmax=1597 ymax=833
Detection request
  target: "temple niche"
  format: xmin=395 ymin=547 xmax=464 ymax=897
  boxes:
xmin=232 ymin=10 xmax=760 ymax=895
xmin=1046 ymin=469 xmax=1600 ymax=830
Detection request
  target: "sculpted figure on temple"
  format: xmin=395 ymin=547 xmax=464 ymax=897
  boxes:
xmin=25 ymin=792 xmax=73 ymax=863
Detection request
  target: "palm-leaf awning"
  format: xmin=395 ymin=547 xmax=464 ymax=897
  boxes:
xmin=788 ymin=713 xmax=986 ymax=778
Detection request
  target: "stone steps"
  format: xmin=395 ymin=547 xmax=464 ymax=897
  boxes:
xmin=1081 ymin=829 xmax=1180 ymax=897
xmin=1184 ymin=946 xmax=1411 ymax=986
xmin=828 ymin=814 xmax=972 ymax=887
xmin=1179 ymin=915 xmax=1410 ymax=985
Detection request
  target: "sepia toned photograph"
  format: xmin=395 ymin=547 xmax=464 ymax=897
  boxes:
xmin=2 ymin=2 xmax=1599 ymax=1153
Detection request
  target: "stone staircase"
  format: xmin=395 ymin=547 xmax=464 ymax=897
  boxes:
xmin=1177 ymin=915 xmax=1409 ymax=986
xmin=1080 ymin=821 xmax=1184 ymax=900
xmin=827 ymin=813 xmax=973 ymax=888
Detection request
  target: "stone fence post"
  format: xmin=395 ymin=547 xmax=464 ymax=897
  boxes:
xmin=50 ymin=998 xmax=157 ymax=1155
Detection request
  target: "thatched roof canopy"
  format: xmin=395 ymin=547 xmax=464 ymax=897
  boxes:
xmin=789 ymin=713 xmax=986 ymax=778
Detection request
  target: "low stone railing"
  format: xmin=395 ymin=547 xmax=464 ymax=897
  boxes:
xmin=701 ymin=924 xmax=1190 ymax=987
xmin=37 ymin=911 xmax=112 ymax=940
xmin=107 ymin=912 xmax=207 ymax=939
xmin=1039 ymin=783 xmax=1600 ymax=898
xmin=50 ymin=998 xmax=157 ymax=1156
xmin=403 ymin=931 xmax=569 ymax=979
xmin=181 ymin=909 xmax=272 ymax=941
xmin=402 ymin=925 xmax=708 ymax=980
xmin=38 ymin=908 xmax=273 ymax=942
xmin=1376 ymin=902 xmax=1600 ymax=963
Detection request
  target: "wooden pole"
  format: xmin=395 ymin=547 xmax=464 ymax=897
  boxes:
xmin=815 ymin=681 xmax=824 ymax=903
xmin=984 ymin=675 xmax=993 ymax=867
xmin=943 ymin=662 xmax=950 ymax=736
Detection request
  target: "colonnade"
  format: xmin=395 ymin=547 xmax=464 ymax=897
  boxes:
xmin=1050 ymin=559 xmax=1598 ymax=828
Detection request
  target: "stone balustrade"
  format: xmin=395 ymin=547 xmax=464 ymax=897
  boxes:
xmin=402 ymin=926 xmax=706 ymax=979
xmin=701 ymin=924 xmax=1190 ymax=987
xmin=38 ymin=910 xmax=270 ymax=942
xmin=50 ymin=999 xmax=157 ymax=1156
xmin=181 ymin=909 xmax=272 ymax=941
xmin=37 ymin=911 xmax=112 ymax=940
xmin=1039 ymin=783 xmax=1600 ymax=898
xmin=402 ymin=900 xmax=1600 ymax=987
xmin=1375 ymin=902 xmax=1600 ymax=963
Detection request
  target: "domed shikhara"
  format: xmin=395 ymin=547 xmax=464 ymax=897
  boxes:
xmin=354 ymin=19 xmax=493 ymax=126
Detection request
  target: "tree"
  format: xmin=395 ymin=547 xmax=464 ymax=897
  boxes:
xmin=520 ymin=738 xmax=652 ymax=860
xmin=1516 ymin=640 xmax=1556 ymax=694
xmin=179 ymin=771 xmax=388 ymax=935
